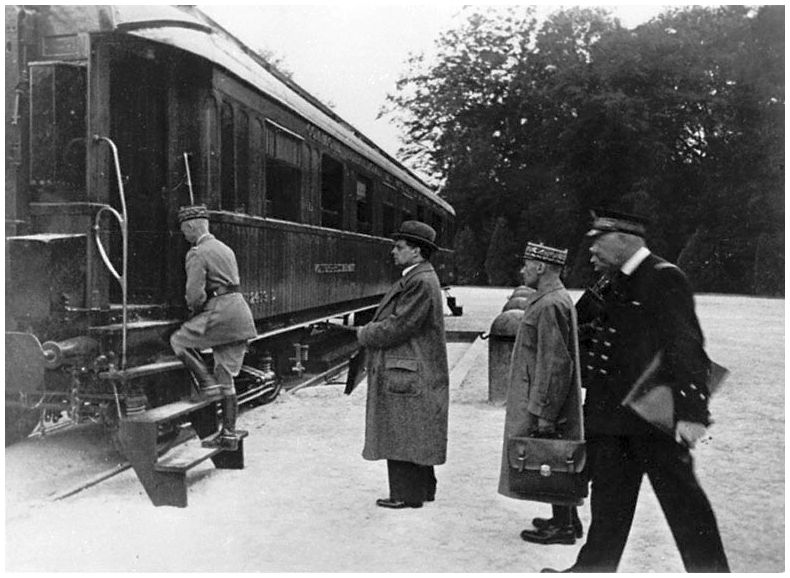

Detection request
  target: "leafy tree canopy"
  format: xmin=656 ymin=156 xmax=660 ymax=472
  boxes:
xmin=385 ymin=5 xmax=784 ymax=295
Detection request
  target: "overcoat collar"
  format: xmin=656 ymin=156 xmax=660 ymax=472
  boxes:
xmin=373 ymin=261 xmax=435 ymax=320
xmin=524 ymin=277 xmax=566 ymax=308
xmin=194 ymin=233 xmax=214 ymax=247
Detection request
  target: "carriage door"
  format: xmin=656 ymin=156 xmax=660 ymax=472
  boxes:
xmin=109 ymin=52 xmax=167 ymax=304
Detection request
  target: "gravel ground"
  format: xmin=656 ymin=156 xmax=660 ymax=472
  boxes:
xmin=4 ymin=287 xmax=784 ymax=572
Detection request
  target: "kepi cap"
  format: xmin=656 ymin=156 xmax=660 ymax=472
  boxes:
xmin=523 ymin=242 xmax=568 ymax=266
xmin=392 ymin=220 xmax=439 ymax=251
xmin=586 ymin=208 xmax=648 ymax=238
xmin=177 ymin=204 xmax=209 ymax=224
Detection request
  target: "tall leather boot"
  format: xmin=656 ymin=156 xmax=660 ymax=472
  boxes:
xmin=177 ymin=349 xmax=221 ymax=399
xmin=221 ymin=393 xmax=238 ymax=435
xmin=221 ymin=393 xmax=247 ymax=449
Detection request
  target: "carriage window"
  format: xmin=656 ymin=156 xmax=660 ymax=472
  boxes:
xmin=382 ymin=183 xmax=398 ymax=236
xmin=265 ymin=120 xmax=302 ymax=221
xmin=29 ymin=62 xmax=86 ymax=198
xmin=356 ymin=176 xmax=372 ymax=234
xmin=236 ymin=110 xmax=249 ymax=212
xmin=203 ymin=97 xmax=220 ymax=200
xmin=251 ymin=118 xmax=264 ymax=215
xmin=382 ymin=202 xmax=396 ymax=237
xmin=321 ymin=155 xmax=344 ymax=229
xmin=220 ymin=102 xmax=235 ymax=210
xmin=431 ymin=211 xmax=444 ymax=246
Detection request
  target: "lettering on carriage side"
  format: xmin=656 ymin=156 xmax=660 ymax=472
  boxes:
xmin=314 ymin=263 xmax=356 ymax=274
xmin=244 ymin=290 xmax=273 ymax=305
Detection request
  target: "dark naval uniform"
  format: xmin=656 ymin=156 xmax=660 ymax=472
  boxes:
xmin=574 ymin=250 xmax=729 ymax=572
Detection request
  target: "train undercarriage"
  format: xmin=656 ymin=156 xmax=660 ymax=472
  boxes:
xmin=5 ymin=304 xmax=372 ymax=446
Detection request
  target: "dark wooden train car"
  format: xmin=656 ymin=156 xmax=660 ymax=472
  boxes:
xmin=5 ymin=5 xmax=456 ymax=445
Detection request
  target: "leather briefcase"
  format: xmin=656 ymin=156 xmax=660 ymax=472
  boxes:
xmin=507 ymin=436 xmax=588 ymax=506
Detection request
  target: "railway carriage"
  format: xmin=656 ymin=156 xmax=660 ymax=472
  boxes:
xmin=5 ymin=5 xmax=456 ymax=445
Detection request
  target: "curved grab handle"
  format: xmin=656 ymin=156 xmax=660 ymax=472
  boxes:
xmin=91 ymin=135 xmax=129 ymax=375
xmin=93 ymin=204 xmax=124 ymax=282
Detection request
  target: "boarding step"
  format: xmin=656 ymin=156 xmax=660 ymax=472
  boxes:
xmin=98 ymin=359 xmax=184 ymax=381
xmin=89 ymin=318 xmax=181 ymax=354
xmin=155 ymin=439 xmax=223 ymax=473
xmin=155 ymin=430 xmax=250 ymax=473
xmin=124 ymin=396 xmax=223 ymax=424
xmin=118 ymin=397 xmax=246 ymax=508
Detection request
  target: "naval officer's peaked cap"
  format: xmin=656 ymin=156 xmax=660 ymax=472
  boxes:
xmin=586 ymin=208 xmax=649 ymax=238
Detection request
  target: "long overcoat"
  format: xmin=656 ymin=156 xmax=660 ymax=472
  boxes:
xmin=176 ymin=233 xmax=257 ymax=349
xmin=357 ymin=261 xmax=449 ymax=466
xmin=498 ymin=279 xmax=583 ymax=498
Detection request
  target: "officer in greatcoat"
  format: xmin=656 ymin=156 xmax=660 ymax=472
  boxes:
xmin=498 ymin=242 xmax=584 ymax=545
xmin=542 ymin=209 xmax=729 ymax=573
xmin=356 ymin=220 xmax=450 ymax=509
xmin=170 ymin=205 xmax=257 ymax=448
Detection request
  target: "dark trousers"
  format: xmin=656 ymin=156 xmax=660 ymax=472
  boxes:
xmin=387 ymin=459 xmax=436 ymax=504
xmin=551 ymin=505 xmax=580 ymax=528
xmin=574 ymin=435 xmax=729 ymax=573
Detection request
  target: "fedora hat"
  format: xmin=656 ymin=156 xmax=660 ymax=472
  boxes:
xmin=392 ymin=220 xmax=439 ymax=251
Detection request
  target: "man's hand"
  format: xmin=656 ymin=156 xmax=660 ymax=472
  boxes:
xmin=537 ymin=417 xmax=556 ymax=434
xmin=675 ymin=420 xmax=708 ymax=448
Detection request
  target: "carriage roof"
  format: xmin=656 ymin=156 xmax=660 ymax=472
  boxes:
xmin=32 ymin=5 xmax=454 ymax=216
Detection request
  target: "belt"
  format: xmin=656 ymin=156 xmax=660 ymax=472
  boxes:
xmin=208 ymin=284 xmax=240 ymax=299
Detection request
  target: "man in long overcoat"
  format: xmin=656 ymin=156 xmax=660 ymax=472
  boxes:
xmin=498 ymin=242 xmax=584 ymax=544
xmin=543 ymin=209 xmax=729 ymax=572
xmin=170 ymin=204 xmax=257 ymax=448
xmin=357 ymin=220 xmax=449 ymax=509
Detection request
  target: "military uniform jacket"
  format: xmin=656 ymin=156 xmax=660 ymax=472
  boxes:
xmin=498 ymin=279 xmax=582 ymax=498
xmin=178 ymin=233 xmax=256 ymax=348
xmin=357 ymin=261 xmax=449 ymax=466
xmin=583 ymin=253 xmax=711 ymax=437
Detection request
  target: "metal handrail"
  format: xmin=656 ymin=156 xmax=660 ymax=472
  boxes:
xmin=91 ymin=135 xmax=129 ymax=372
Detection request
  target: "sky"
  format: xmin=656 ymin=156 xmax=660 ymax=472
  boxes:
xmin=198 ymin=4 xmax=672 ymax=167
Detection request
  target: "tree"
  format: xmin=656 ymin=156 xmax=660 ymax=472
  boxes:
xmin=387 ymin=5 xmax=784 ymax=294
xmin=484 ymin=217 xmax=520 ymax=286
xmin=451 ymin=226 xmax=487 ymax=285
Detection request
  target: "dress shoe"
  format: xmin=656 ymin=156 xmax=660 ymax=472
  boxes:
xmin=520 ymin=525 xmax=577 ymax=545
xmin=532 ymin=516 xmax=583 ymax=538
xmin=540 ymin=567 xmax=574 ymax=573
xmin=376 ymin=498 xmax=422 ymax=509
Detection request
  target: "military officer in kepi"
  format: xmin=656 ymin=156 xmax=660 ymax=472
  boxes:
xmin=170 ymin=204 xmax=257 ymax=449
xmin=542 ymin=209 xmax=729 ymax=573
xmin=498 ymin=242 xmax=584 ymax=545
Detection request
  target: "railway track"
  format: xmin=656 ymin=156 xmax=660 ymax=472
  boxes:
xmin=7 ymin=333 xmax=482 ymax=509
xmin=6 ymin=356 xmax=355 ymax=508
